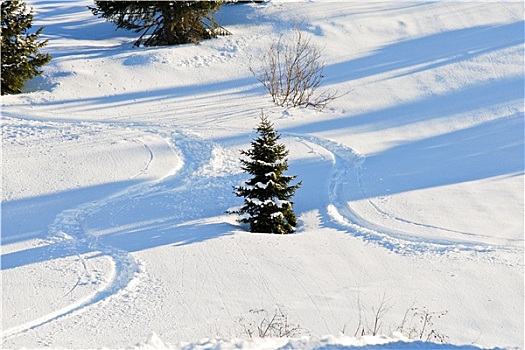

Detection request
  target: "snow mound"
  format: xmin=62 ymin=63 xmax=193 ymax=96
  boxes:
xmin=136 ymin=334 xmax=505 ymax=350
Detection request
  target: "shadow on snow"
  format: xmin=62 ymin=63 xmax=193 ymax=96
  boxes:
xmin=284 ymin=76 xmax=523 ymax=136
xmin=323 ymin=21 xmax=524 ymax=84
xmin=3 ymin=12 xmax=523 ymax=268
xmin=1 ymin=181 xmax=141 ymax=247
xmin=1 ymin=172 xmax=242 ymax=270
xmin=353 ymin=114 xmax=525 ymax=201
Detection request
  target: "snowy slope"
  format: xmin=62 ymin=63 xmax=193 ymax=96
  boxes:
xmin=1 ymin=1 xmax=523 ymax=349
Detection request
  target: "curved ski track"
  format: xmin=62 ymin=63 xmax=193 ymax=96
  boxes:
xmin=288 ymin=133 xmax=518 ymax=257
xmin=2 ymin=128 xmax=219 ymax=340
xmin=4 ymin=128 xmax=517 ymax=341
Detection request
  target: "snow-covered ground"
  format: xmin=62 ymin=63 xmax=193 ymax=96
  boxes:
xmin=1 ymin=1 xmax=523 ymax=349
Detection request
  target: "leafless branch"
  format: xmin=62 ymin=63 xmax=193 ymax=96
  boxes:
xmin=250 ymin=25 xmax=346 ymax=110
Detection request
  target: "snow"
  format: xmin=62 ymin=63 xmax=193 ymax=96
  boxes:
xmin=136 ymin=332 xmax=493 ymax=350
xmin=245 ymin=196 xmax=290 ymax=209
xmin=1 ymin=1 xmax=523 ymax=349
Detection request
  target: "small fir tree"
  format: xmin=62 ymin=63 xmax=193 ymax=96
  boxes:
xmin=1 ymin=0 xmax=51 ymax=95
xmin=233 ymin=113 xmax=301 ymax=234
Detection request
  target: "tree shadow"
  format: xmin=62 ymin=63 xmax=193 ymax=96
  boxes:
xmin=0 ymin=219 xmax=238 ymax=271
xmin=10 ymin=76 xmax=261 ymax=119
xmin=32 ymin=2 xmax=137 ymax=58
xmin=94 ymin=218 xmax=238 ymax=253
xmin=1 ymin=181 xmax=141 ymax=247
xmin=284 ymin=113 xmax=523 ymax=204
xmin=1 ymin=181 xmax=139 ymax=270
xmin=283 ymin=75 xmax=523 ymax=136
xmin=353 ymin=114 xmax=524 ymax=201
xmin=90 ymin=164 xmax=246 ymax=241
xmin=1 ymin=168 xmax=245 ymax=270
xmin=324 ymin=21 xmax=524 ymax=84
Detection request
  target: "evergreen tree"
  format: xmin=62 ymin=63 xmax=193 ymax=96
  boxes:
xmin=233 ymin=113 xmax=301 ymax=234
xmin=1 ymin=0 xmax=51 ymax=95
xmin=89 ymin=1 xmax=226 ymax=47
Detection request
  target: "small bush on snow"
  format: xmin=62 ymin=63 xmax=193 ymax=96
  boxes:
xmin=250 ymin=25 xmax=343 ymax=110
xmin=238 ymin=308 xmax=308 ymax=338
xmin=343 ymin=295 xmax=449 ymax=344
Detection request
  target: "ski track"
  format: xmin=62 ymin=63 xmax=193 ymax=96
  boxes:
xmin=4 ymin=124 xmax=517 ymax=341
xmin=131 ymin=138 xmax=155 ymax=179
xmin=287 ymin=133 xmax=519 ymax=258
xmin=2 ymin=126 xmax=216 ymax=341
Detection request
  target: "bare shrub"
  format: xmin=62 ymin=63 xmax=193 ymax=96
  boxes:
xmin=239 ymin=308 xmax=308 ymax=338
xmin=397 ymin=305 xmax=449 ymax=343
xmin=250 ymin=26 xmax=342 ymax=110
xmin=342 ymin=296 xmax=449 ymax=343
xmin=347 ymin=293 xmax=392 ymax=337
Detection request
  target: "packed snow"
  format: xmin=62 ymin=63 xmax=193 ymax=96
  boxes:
xmin=1 ymin=1 xmax=523 ymax=349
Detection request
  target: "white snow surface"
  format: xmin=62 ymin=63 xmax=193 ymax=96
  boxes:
xmin=1 ymin=1 xmax=523 ymax=349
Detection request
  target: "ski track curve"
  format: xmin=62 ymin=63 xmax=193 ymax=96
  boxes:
xmin=4 ymin=125 xmax=517 ymax=341
xmin=2 ymin=128 xmax=218 ymax=341
xmin=131 ymin=138 xmax=155 ymax=179
xmin=287 ymin=133 xmax=518 ymax=257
